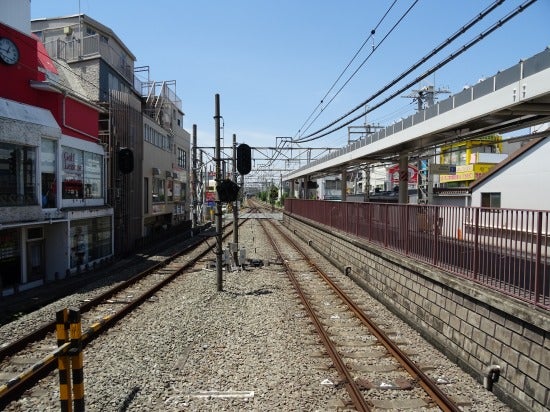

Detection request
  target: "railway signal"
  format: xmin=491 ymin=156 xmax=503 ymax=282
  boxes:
xmin=118 ymin=148 xmax=134 ymax=174
xmin=216 ymin=179 xmax=240 ymax=202
xmin=237 ymin=143 xmax=252 ymax=175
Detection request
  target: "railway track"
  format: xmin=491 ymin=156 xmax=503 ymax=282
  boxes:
xmin=260 ymin=217 xmax=462 ymax=411
xmin=0 ymin=202 xmax=503 ymax=410
xmin=0 ymin=216 xmax=246 ymax=409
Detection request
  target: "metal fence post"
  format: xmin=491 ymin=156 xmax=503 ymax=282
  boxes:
xmin=534 ymin=211 xmax=543 ymax=305
xmin=56 ymin=308 xmax=72 ymax=412
xmin=473 ymin=208 xmax=480 ymax=280
xmin=68 ymin=308 xmax=84 ymax=412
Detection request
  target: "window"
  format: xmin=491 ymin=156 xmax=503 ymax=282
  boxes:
xmin=85 ymin=26 xmax=97 ymax=36
xmin=152 ymin=177 xmax=165 ymax=203
xmin=173 ymin=181 xmax=181 ymax=201
xmin=70 ymin=217 xmax=112 ymax=269
xmin=0 ymin=143 xmax=36 ymax=207
xmin=108 ymin=72 xmax=130 ymax=94
xmin=144 ymin=124 xmax=173 ymax=152
xmin=84 ymin=152 xmax=102 ymax=198
xmin=62 ymin=147 xmax=84 ymax=199
xmin=458 ymin=149 xmax=467 ymax=165
xmin=180 ymin=182 xmax=187 ymax=203
xmin=144 ymin=177 xmax=149 ymax=214
xmin=0 ymin=229 xmax=20 ymax=287
xmin=177 ymin=148 xmax=187 ymax=168
xmin=41 ymin=139 xmax=57 ymax=208
xmin=61 ymin=146 xmax=104 ymax=200
xmin=166 ymin=179 xmax=173 ymax=202
xmin=481 ymin=192 xmax=501 ymax=208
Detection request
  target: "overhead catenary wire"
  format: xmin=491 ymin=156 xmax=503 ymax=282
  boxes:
xmin=294 ymin=0 xmax=537 ymax=144
xmin=293 ymin=0 xmax=512 ymax=144
xmin=271 ymin=1 xmax=408 ymax=169
xmin=297 ymin=0 xmax=419 ymax=141
xmin=294 ymin=0 xmax=399 ymax=139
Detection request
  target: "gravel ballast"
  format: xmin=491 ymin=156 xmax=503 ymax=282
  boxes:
xmin=2 ymin=218 xmax=511 ymax=411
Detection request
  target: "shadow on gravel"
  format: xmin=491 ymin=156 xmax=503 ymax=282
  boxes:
xmin=224 ymin=286 xmax=279 ymax=297
xmin=118 ymin=386 xmax=141 ymax=412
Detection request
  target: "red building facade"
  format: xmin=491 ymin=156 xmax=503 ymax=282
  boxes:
xmin=0 ymin=19 xmax=113 ymax=294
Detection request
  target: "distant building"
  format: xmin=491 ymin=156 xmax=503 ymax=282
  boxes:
xmin=31 ymin=13 xmax=192 ymax=251
xmin=437 ymin=135 xmax=507 ymax=189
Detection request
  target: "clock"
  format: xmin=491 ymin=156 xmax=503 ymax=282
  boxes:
xmin=0 ymin=37 xmax=20 ymax=65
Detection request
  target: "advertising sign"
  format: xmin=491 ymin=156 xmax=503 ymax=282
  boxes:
xmin=388 ymin=164 xmax=418 ymax=184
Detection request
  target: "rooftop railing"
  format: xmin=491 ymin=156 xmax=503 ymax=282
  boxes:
xmin=43 ymin=35 xmax=134 ymax=89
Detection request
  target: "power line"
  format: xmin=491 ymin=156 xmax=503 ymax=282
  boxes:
xmin=294 ymin=0 xmax=399 ymax=139
xmin=297 ymin=0 xmax=419 ymax=141
xmin=293 ymin=0 xmax=513 ymax=144
xmin=296 ymin=0 xmax=538 ymax=144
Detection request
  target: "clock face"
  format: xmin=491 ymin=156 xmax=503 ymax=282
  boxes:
xmin=0 ymin=37 xmax=20 ymax=65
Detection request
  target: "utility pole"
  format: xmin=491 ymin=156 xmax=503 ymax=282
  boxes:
xmin=214 ymin=94 xmax=223 ymax=291
xmin=192 ymin=124 xmax=198 ymax=228
xmin=232 ymin=133 xmax=238 ymax=264
xmin=402 ymin=84 xmax=450 ymax=204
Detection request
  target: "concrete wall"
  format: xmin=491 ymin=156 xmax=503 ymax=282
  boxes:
xmin=284 ymin=213 xmax=549 ymax=412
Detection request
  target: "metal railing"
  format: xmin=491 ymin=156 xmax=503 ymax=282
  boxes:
xmin=43 ymin=35 xmax=135 ymax=87
xmin=285 ymin=199 xmax=549 ymax=309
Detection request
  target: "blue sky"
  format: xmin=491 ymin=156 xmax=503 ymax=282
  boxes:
xmin=31 ymin=0 xmax=549 ymax=153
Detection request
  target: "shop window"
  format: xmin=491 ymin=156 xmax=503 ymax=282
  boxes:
xmin=84 ymin=152 xmax=102 ymax=198
xmin=0 ymin=229 xmax=21 ymax=287
xmin=0 ymin=143 xmax=36 ymax=207
xmin=41 ymin=139 xmax=57 ymax=208
xmin=61 ymin=146 xmax=104 ymax=201
xmin=27 ymin=240 xmax=44 ymax=282
xmin=144 ymin=177 xmax=149 ymax=213
xmin=70 ymin=217 xmax=112 ymax=269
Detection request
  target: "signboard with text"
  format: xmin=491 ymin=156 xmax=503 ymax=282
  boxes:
xmin=429 ymin=164 xmax=456 ymax=175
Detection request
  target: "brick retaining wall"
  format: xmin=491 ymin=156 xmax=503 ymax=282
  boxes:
xmin=284 ymin=213 xmax=549 ymax=411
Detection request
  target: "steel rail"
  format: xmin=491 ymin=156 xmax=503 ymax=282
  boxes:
xmin=0 ymin=231 xmax=210 ymax=363
xmin=269 ymin=219 xmax=462 ymax=412
xmin=259 ymin=218 xmax=371 ymax=412
xmin=0 ymin=220 xmax=244 ymax=409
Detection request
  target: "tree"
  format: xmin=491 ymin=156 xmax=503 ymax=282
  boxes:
xmin=269 ymin=185 xmax=279 ymax=205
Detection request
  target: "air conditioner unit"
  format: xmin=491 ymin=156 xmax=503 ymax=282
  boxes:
xmin=63 ymin=26 xmax=73 ymax=35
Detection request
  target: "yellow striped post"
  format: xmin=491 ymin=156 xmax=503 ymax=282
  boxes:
xmin=68 ymin=308 xmax=84 ymax=412
xmin=56 ymin=308 xmax=72 ymax=412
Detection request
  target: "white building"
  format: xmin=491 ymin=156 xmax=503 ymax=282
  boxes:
xmin=468 ymin=136 xmax=550 ymax=210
